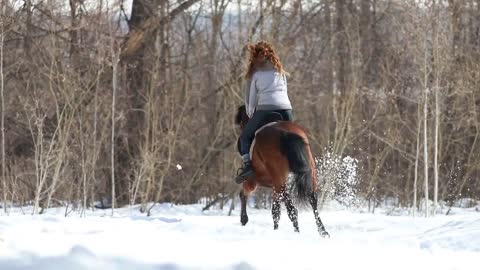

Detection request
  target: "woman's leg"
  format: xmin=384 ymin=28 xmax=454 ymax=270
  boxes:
xmin=236 ymin=111 xmax=268 ymax=183
xmin=239 ymin=111 xmax=267 ymax=156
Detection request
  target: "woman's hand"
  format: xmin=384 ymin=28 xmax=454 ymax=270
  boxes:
xmin=247 ymin=107 xmax=255 ymax=118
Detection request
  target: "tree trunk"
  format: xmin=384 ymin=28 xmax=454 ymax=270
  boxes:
xmin=413 ymin=100 xmax=421 ymax=216
xmin=24 ymin=0 xmax=33 ymax=59
xmin=111 ymin=46 xmax=119 ymax=212
xmin=360 ymin=0 xmax=371 ymax=83
xmin=432 ymin=0 xmax=440 ymax=216
xmin=423 ymin=42 xmax=429 ymax=217
xmin=0 ymin=6 xmax=6 ymax=213
xmin=116 ymin=0 xmax=200 ymax=205
xmin=335 ymin=0 xmax=346 ymax=96
xmin=69 ymin=0 xmax=80 ymax=68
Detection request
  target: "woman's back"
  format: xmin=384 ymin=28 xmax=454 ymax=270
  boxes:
xmin=252 ymin=68 xmax=290 ymax=110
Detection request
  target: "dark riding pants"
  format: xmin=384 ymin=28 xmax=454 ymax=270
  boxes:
xmin=239 ymin=109 xmax=293 ymax=157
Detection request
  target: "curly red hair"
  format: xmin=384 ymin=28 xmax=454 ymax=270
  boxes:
xmin=245 ymin=41 xmax=287 ymax=79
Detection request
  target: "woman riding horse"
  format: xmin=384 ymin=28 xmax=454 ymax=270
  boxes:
xmin=236 ymin=41 xmax=294 ymax=183
xmin=235 ymin=105 xmax=329 ymax=236
xmin=234 ymin=42 xmax=329 ymax=236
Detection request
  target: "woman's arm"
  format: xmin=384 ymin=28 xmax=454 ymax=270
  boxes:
xmin=247 ymin=77 xmax=257 ymax=117
xmin=244 ymin=79 xmax=251 ymax=111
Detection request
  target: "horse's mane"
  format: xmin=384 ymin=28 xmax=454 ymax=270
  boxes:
xmin=235 ymin=105 xmax=246 ymax=125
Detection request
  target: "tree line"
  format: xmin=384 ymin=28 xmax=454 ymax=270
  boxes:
xmin=0 ymin=0 xmax=479 ymax=214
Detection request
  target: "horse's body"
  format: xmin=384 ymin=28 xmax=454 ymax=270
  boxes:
xmin=236 ymin=106 xmax=329 ymax=236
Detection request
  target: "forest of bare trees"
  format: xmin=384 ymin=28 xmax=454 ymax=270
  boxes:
xmin=0 ymin=0 xmax=479 ymax=214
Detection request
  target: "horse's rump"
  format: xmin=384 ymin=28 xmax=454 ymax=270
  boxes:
xmin=252 ymin=123 xmax=315 ymax=202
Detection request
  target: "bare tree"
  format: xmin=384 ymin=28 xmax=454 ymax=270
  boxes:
xmin=413 ymin=100 xmax=421 ymax=216
xmin=0 ymin=0 xmax=479 ymax=212
xmin=0 ymin=4 xmax=9 ymax=213
xmin=110 ymin=28 xmax=119 ymax=213
xmin=423 ymin=38 xmax=429 ymax=218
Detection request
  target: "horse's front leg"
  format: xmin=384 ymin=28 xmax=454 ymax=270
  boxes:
xmin=239 ymin=190 xmax=249 ymax=225
xmin=283 ymin=191 xmax=299 ymax=232
xmin=240 ymin=181 xmax=257 ymax=226
xmin=272 ymin=190 xmax=282 ymax=230
xmin=308 ymin=192 xmax=329 ymax=237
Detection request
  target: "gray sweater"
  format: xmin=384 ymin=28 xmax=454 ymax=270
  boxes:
xmin=244 ymin=63 xmax=292 ymax=117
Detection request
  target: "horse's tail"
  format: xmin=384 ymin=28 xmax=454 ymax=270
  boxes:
xmin=279 ymin=131 xmax=313 ymax=203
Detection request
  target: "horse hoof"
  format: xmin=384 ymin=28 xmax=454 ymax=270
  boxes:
xmin=320 ymin=231 xmax=330 ymax=238
xmin=241 ymin=216 xmax=248 ymax=226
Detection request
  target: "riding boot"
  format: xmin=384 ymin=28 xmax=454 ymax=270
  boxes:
xmin=235 ymin=161 xmax=255 ymax=183
xmin=235 ymin=155 xmax=255 ymax=183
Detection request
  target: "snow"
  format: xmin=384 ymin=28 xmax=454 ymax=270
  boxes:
xmin=0 ymin=203 xmax=479 ymax=270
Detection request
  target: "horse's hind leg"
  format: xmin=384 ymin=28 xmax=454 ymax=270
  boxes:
xmin=308 ymin=192 xmax=329 ymax=237
xmin=283 ymin=191 xmax=299 ymax=232
xmin=272 ymin=190 xmax=281 ymax=230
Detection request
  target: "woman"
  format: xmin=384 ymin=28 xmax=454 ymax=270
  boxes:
xmin=235 ymin=41 xmax=294 ymax=183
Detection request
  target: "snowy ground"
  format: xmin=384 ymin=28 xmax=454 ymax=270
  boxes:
xmin=0 ymin=202 xmax=479 ymax=270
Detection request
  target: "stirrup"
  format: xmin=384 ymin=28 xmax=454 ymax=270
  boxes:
xmin=235 ymin=164 xmax=255 ymax=184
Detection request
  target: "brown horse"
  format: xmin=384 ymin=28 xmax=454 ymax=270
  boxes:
xmin=235 ymin=105 xmax=329 ymax=237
